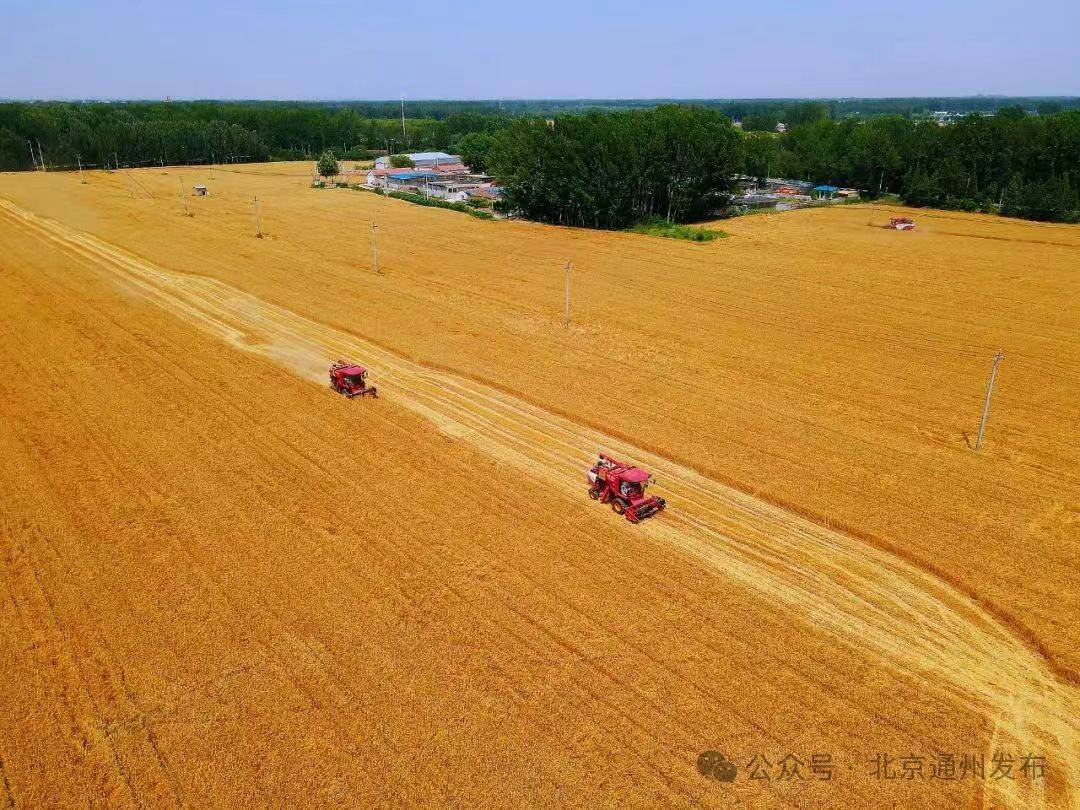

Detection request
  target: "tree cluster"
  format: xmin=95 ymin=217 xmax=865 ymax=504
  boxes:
xmin=0 ymin=101 xmax=509 ymax=171
xmin=486 ymin=106 xmax=743 ymax=228
xmin=753 ymin=108 xmax=1080 ymax=222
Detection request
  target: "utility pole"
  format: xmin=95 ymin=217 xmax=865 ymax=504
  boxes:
xmin=114 ymin=152 xmax=120 ymax=171
xmin=77 ymin=154 xmax=85 ymax=183
xmin=253 ymin=196 xmax=262 ymax=237
xmin=179 ymin=177 xmax=190 ymax=217
xmin=35 ymin=140 xmax=47 ymax=171
xmin=371 ymin=221 xmax=380 ymax=274
xmin=564 ymin=261 xmax=572 ymax=327
xmin=400 ymin=95 xmax=407 ymax=149
xmin=974 ymin=350 xmax=1004 ymax=452
xmin=27 ymin=140 xmax=38 ymax=170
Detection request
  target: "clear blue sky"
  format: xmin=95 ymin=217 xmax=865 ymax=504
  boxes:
xmin=2 ymin=0 xmax=1077 ymax=100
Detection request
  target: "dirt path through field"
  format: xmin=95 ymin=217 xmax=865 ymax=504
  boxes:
xmin=3 ymin=197 xmax=1077 ymax=808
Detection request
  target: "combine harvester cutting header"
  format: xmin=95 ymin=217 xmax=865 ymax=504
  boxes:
xmin=587 ymin=453 xmax=666 ymax=523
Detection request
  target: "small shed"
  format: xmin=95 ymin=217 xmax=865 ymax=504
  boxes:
xmin=193 ymin=185 xmax=208 ymax=196
xmin=812 ymin=184 xmax=839 ymax=199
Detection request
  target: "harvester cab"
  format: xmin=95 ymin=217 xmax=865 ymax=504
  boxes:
xmin=329 ymin=360 xmax=377 ymax=398
xmin=587 ymin=453 xmax=666 ymax=523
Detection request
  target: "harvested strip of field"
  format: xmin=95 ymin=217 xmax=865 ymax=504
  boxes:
xmin=2 ymin=198 xmax=1077 ymax=807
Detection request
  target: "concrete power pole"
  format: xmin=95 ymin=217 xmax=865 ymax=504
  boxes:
xmin=400 ymin=96 xmax=407 ymax=149
xmin=564 ymin=262 xmax=572 ymax=327
xmin=371 ymin=221 xmax=380 ymax=274
xmin=27 ymin=140 xmax=38 ymax=170
xmin=77 ymin=155 xmax=85 ymax=183
xmin=974 ymin=349 xmax=1004 ymax=452
xmin=253 ymin=196 xmax=262 ymax=237
xmin=179 ymin=178 xmax=190 ymax=217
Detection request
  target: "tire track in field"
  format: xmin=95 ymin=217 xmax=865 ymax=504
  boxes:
xmin=3 ymin=198 xmax=1077 ymax=809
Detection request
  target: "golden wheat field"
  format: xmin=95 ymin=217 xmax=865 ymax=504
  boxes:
xmin=0 ymin=162 xmax=1077 ymax=808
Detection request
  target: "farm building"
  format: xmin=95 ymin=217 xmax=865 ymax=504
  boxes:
xmin=765 ymin=178 xmax=813 ymax=194
xmin=365 ymin=168 xmax=411 ymax=187
xmin=385 ymin=171 xmax=440 ymax=191
xmin=466 ymin=185 xmax=502 ymax=201
xmin=421 ymin=181 xmax=473 ymax=202
xmin=374 ymin=152 xmax=462 ymax=170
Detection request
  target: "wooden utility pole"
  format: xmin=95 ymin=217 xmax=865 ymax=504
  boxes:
xmin=253 ymin=196 xmax=262 ymax=237
xmin=371 ymin=221 xmax=380 ymax=274
xmin=564 ymin=261 xmax=572 ymax=327
xmin=974 ymin=350 xmax=1004 ymax=451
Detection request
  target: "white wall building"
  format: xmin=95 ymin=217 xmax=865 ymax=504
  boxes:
xmin=374 ymin=151 xmax=462 ymax=170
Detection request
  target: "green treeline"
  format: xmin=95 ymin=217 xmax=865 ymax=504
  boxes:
xmin=3 ymin=99 xmax=1078 ymax=224
xmin=483 ymin=105 xmax=1080 ymax=226
xmin=0 ymin=101 xmax=508 ymax=170
xmin=486 ymin=107 xmax=742 ymax=228
xmin=745 ymin=108 xmax=1080 ymax=222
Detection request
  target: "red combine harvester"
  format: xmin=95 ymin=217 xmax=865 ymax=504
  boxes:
xmin=884 ymin=217 xmax=916 ymax=231
xmin=329 ymin=360 xmax=377 ymax=398
xmin=587 ymin=453 xmax=666 ymax=523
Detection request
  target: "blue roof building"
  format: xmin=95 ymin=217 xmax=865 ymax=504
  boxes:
xmin=388 ymin=171 xmax=439 ymax=182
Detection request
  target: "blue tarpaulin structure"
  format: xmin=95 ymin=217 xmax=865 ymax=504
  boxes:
xmin=388 ymin=171 xmax=439 ymax=181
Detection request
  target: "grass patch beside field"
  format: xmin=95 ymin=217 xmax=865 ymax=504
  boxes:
xmin=629 ymin=217 xmax=724 ymax=242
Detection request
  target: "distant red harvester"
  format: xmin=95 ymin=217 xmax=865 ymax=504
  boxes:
xmin=329 ymin=360 xmax=377 ymax=398
xmin=884 ymin=216 xmax=916 ymax=231
xmin=587 ymin=453 xmax=666 ymax=523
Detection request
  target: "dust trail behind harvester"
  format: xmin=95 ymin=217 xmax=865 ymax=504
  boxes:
xmin=2 ymin=198 xmax=1076 ymax=809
